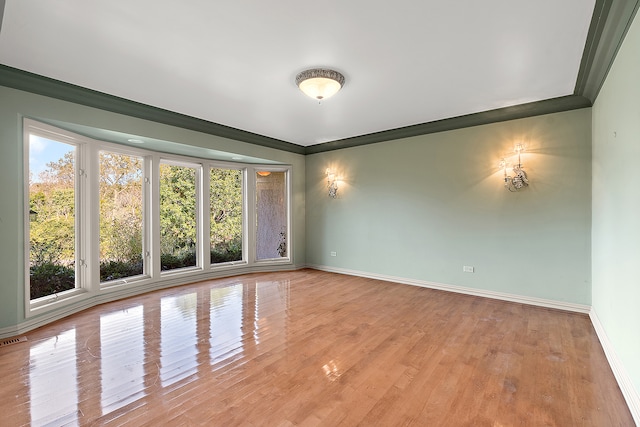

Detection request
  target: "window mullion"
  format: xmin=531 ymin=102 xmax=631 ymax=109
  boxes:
xmin=84 ymin=143 xmax=101 ymax=292
xmin=201 ymin=165 xmax=211 ymax=270
xmin=143 ymin=157 xmax=152 ymax=278
xmin=150 ymin=154 xmax=162 ymax=279
xmin=246 ymin=168 xmax=256 ymax=265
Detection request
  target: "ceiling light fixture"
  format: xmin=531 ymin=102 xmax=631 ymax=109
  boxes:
xmin=295 ymin=68 xmax=345 ymax=101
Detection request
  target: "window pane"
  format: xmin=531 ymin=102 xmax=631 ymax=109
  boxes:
xmin=28 ymin=135 xmax=76 ymax=299
xmin=256 ymin=171 xmax=287 ymax=260
xmin=99 ymin=151 xmax=144 ymax=282
xmin=159 ymin=163 xmax=198 ymax=271
xmin=210 ymin=168 xmax=243 ymax=264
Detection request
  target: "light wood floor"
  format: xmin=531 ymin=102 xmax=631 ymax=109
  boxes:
xmin=0 ymin=270 xmax=633 ymax=426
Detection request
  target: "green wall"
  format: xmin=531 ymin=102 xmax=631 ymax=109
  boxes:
xmin=592 ymin=5 xmax=640 ymax=402
xmin=0 ymin=85 xmax=306 ymax=330
xmin=306 ymin=108 xmax=592 ymax=304
xmin=2 ymin=25 xmax=638 ymax=413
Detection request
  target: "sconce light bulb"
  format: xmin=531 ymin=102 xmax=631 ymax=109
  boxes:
xmin=499 ymin=159 xmax=508 ymax=177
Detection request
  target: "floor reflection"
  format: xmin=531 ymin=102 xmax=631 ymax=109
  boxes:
xmin=100 ymin=305 xmax=146 ymax=414
xmin=29 ymin=329 xmax=78 ymax=426
xmin=161 ymin=293 xmax=198 ymax=386
xmin=210 ymin=284 xmax=244 ymax=366
xmin=8 ymin=271 xmax=633 ymax=425
xmin=19 ymin=277 xmax=290 ymax=425
xmin=254 ymin=280 xmax=289 ymax=348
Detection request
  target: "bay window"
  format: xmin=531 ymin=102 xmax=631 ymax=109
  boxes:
xmin=24 ymin=118 xmax=291 ymax=315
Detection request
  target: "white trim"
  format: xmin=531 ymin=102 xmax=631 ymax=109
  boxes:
xmin=5 ymin=265 xmax=637 ymax=423
xmin=308 ymin=264 xmax=640 ymax=420
xmin=306 ymin=264 xmax=591 ymax=313
xmin=22 ymin=118 xmax=295 ymax=323
xmin=0 ymin=264 xmax=306 ymax=340
xmin=590 ymin=309 xmax=640 ymax=425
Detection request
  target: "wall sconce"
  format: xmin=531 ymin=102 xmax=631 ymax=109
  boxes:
xmin=499 ymin=143 xmax=529 ymax=192
xmin=326 ymin=169 xmax=339 ymax=198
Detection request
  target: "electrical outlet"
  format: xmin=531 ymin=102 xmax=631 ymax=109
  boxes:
xmin=463 ymin=266 xmax=474 ymax=273
xmin=330 ymin=251 xmax=337 ymax=257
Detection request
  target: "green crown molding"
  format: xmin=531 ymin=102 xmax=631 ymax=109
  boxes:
xmin=0 ymin=64 xmax=306 ymax=155
xmin=305 ymin=95 xmax=592 ymax=154
xmin=1 ymin=0 xmax=636 ymax=155
xmin=309 ymin=0 xmax=638 ymax=155
xmin=575 ymin=0 xmax=640 ymax=101
xmin=0 ymin=1 xmax=6 ymax=35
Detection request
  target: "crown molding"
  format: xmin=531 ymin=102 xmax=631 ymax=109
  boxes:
xmin=305 ymin=95 xmax=591 ymax=154
xmin=0 ymin=64 xmax=306 ymax=155
xmin=575 ymin=0 xmax=640 ymax=101
xmin=0 ymin=65 xmax=591 ymax=157
xmin=0 ymin=1 xmax=6 ymax=36
xmin=1 ymin=0 xmax=637 ymax=155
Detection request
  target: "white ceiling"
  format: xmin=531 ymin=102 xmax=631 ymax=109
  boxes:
xmin=0 ymin=0 xmax=595 ymax=147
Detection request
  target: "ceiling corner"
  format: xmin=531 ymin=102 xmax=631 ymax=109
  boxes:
xmin=575 ymin=0 xmax=640 ymax=102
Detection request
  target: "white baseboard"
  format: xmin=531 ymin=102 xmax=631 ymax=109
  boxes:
xmin=307 ymin=264 xmax=591 ymax=313
xmin=308 ymin=264 xmax=639 ymax=423
xmin=0 ymin=263 xmax=306 ymax=340
xmin=3 ymin=264 xmax=636 ymax=424
xmin=590 ymin=309 xmax=640 ymax=425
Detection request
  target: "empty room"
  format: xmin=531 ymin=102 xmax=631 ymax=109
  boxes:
xmin=0 ymin=0 xmax=639 ymax=425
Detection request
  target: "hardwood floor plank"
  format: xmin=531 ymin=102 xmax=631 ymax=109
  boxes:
xmin=0 ymin=270 xmax=633 ymax=426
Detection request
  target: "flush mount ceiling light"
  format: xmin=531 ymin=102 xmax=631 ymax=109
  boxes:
xmin=295 ymin=68 xmax=345 ymax=101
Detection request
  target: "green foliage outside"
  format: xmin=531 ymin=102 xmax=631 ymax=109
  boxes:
xmin=29 ymin=149 xmax=76 ymax=299
xmin=158 ymin=165 xmax=243 ymax=270
xmin=210 ymin=168 xmax=243 ymax=263
xmin=159 ymin=163 xmax=198 ymax=270
xmin=30 ymin=262 xmax=75 ymax=299
xmin=99 ymin=151 xmax=144 ymax=273
xmin=29 ymin=148 xmax=244 ymax=299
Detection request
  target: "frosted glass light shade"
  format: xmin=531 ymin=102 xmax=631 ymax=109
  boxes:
xmin=296 ymin=69 xmax=345 ymax=100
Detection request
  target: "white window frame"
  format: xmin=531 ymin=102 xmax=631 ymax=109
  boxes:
xmin=24 ymin=119 xmax=89 ymax=312
xmin=96 ymin=143 xmax=152 ymax=288
xmin=157 ymin=157 xmax=204 ymax=276
xmin=207 ymin=163 xmax=248 ymax=270
xmin=23 ymin=118 xmax=293 ymax=319
xmin=252 ymin=167 xmax=292 ymax=264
